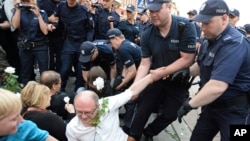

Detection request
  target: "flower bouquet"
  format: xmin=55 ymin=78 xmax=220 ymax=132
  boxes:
xmin=1 ymin=67 xmax=21 ymax=92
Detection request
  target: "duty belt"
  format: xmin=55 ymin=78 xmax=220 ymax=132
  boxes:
xmin=29 ymin=40 xmax=47 ymax=47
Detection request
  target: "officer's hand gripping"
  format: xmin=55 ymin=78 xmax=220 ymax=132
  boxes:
xmin=171 ymin=68 xmax=190 ymax=82
xmin=177 ymin=98 xmax=195 ymax=123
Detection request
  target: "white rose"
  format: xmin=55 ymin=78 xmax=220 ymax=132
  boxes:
xmin=4 ymin=67 xmax=15 ymax=74
xmin=93 ymin=77 xmax=104 ymax=90
xmin=64 ymin=96 xmax=70 ymax=104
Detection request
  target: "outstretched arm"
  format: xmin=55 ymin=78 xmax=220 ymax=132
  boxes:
xmin=129 ymin=74 xmax=153 ymax=100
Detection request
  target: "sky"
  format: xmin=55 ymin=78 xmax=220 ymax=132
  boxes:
xmin=173 ymin=0 xmax=250 ymax=26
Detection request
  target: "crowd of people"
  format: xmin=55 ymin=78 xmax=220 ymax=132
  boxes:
xmin=1 ymin=0 xmax=250 ymax=141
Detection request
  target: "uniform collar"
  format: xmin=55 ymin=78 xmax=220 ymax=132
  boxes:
xmin=207 ymin=24 xmax=231 ymax=45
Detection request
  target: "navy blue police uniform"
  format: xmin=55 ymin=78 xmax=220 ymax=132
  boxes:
xmin=80 ymin=41 xmax=116 ymax=80
xmin=38 ymin=0 xmax=64 ymax=72
xmin=191 ymin=24 xmax=250 ymax=141
xmin=129 ymin=15 xmax=196 ymax=140
xmin=14 ymin=8 xmax=49 ymax=85
xmin=93 ymin=8 xmax=120 ymax=40
xmin=115 ymin=39 xmax=141 ymax=134
xmin=54 ymin=1 xmax=94 ymax=91
xmin=117 ymin=20 xmax=139 ymax=43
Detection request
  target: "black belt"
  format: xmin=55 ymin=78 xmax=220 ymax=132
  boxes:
xmin=29 ymin=40 xmax=47 ymax=48
xmin=210 ymin=94 xmax=249 ymax=109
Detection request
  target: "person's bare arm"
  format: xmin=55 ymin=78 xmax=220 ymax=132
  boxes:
xmin=150 ymin=51 xmax=195 ymax=81
xmin=189 ymin=62 xmax=200 ymax=77
xmin=46 ymin=135 xmax=58 ymax=141
xmin=0 ymin=21 xmax=10 ymax=29
xmin=134 ymin=57 xmax=151 ymax=82
xmin=115 ymin=64 xmax=137 ymax=90
xmin=129 ymin=74 xmax=153 ymax=100
xmin=189 ymin=79 xmax=228 ymax=108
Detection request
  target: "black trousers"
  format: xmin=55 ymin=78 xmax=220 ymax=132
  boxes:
xmin=129 ymin=80 xmax=189 ymax=140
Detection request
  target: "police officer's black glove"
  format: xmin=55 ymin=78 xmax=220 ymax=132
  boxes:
xmin=177 ymin=98 xmax=195 ymax=123
xmin=171 ymin=68 xmax=190 ymax=82
xmin=113 ymin=75 xmax=123 ymax=88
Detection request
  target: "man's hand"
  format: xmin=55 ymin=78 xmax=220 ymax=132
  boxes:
xmin=177 ymin=98 xmax=194 ymax=123
xmin=171 ymin=68 xmax=190 ymax=82
xmin=150 ymin=67 xmax=167 ymax=81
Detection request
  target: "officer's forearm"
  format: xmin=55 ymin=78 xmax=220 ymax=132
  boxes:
xmin=189 ymin=62 xmax=200 ymax=76
xmin=11 ymin=8 xmax=21 ymax=29
xmin=38 ymin=15 xmax=48 ymax=35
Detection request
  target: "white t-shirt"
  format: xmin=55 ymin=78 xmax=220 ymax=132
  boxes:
xmin=66 ymin=89 xmax=132 ymax=141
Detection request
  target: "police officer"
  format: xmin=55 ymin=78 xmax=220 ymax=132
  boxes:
xmin=117 ymin=4 xmax=139 ymax=44
xmin=127 ymin=0 xmax=197 ymax=141
xmin=244 ymin=24 xmax=250 ymax=40
xmin=92 ymin=0 xmax=120 ymax=40
xmin=38 ymin=0 xmax=64 ymax=72
xmin=12 ymin=0 xmax=52 ymax=85
xmin=137 ymin=9 xmax=151 ymax=37
xmin=79 ymin=40 xmax=116 ymax=87
xmin=49 ymin=0 xmax=94 ymax=92
xmin=187 ymin=9 xmax=201 ymax=41
xmin=177 ymin=1 xmax=250 ymax=141
xmin=229 ymin=8 xmax=246 ymax=36
xmin=107 ymin=28 xmax=141 ymax=134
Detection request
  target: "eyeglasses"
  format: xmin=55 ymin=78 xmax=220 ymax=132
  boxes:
xmin=77 ymin=107 xmax=98 ymax=117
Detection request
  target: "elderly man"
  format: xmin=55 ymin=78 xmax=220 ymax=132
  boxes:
xmin=66 ymin=73 xmax=153 ymax=141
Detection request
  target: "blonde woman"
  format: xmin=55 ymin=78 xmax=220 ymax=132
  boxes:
xmin=21 ymin=81 xmax=67 ymax=141
xmin=0 ymin=88 xmax=57 ymax=141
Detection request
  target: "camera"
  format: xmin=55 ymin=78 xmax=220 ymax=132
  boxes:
xmin=17 ymin=3 xmax=33 ymax=9
xmin=17 ymin=39 xmax=31 ymax=50
xmin=91 ymin=3 xmax=103 ymax=10
xmin=108 ymin=16 xmax=114 ymax=22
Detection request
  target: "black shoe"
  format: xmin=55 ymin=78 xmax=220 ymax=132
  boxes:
xmin=144 ymin=136 xmax=153 ymax=141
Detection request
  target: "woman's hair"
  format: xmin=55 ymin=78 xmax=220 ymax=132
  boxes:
xmin=87 ymin=66 xmax=107 ymax=94
xmin=21 ymin=81 xmax=51 ymax=109
xmin=0 ymin=89 xmax=22 ymax=120
xmin=40 ymin=70 xmax=61 ymax=89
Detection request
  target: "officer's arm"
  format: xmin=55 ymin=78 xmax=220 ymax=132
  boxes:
xmin=150 ymin=51 xmax=195 ymax=81
xmin=134 ymin=57 xmax=151 ymax=82
xmin=48 ymin=14 xmax=59 ymax=23
xmin=82 ymin=70 xmax=88 ymax=82
xmin=11 ymin=7 xmax=21 ymax=29
xmin=110 ymin=63 xmax=117 ymax=80
xmin=189 ymin=62 xmax=200 ymax=76
xmin=115 ymin=64 xmax=137 ymax=90
xmin=189 ymin=79 xmax=228 ymax=108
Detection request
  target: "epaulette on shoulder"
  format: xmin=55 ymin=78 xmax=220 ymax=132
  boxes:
xmin=222 ymin=35 xmax=233 ymax=43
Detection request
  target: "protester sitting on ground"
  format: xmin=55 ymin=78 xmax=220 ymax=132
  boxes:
xmin=86 ymin=66 xmax=113 ymax=97
xmin=66 ymin=73 xmax=154 ymax=141
xmin=21 ymin=81 xmax=69 ymax=141
xmin=0 ymin=88 xmax=58 ymax=141
xmin=40 ymin=70 xmax=75 ymax=121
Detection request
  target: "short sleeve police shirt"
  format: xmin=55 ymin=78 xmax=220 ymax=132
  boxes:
xmin=118 ymin=40 xmax=141 ymax=68
xmin=140 ymin=15 xmax=196 ymax=69
xmin=198 ymin=25 xmax=250 ymax=97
